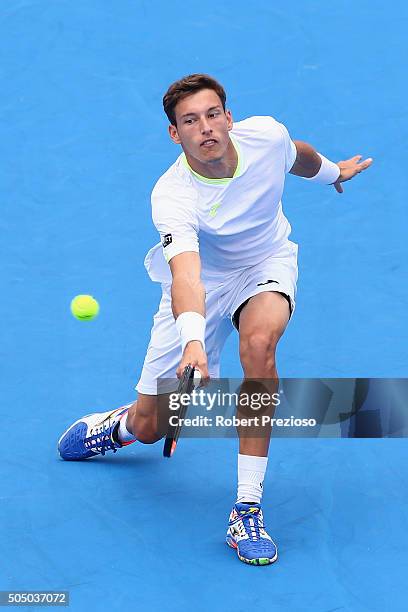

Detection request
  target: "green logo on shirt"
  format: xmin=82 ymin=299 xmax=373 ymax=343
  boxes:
xmin=209 ymin=202 xmax=221 ymax=217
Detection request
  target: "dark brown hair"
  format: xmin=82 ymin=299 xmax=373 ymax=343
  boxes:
xmin=163 ymin=73 xmax=227 ymax=126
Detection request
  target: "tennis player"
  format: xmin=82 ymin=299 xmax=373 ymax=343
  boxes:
xmin=58 ymin=74 xmax=372 ymax=566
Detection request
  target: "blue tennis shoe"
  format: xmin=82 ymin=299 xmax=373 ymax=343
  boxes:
xmin=226 ymin=502 xmax=278 ymax=565
xmin=58 ymin=405 xmax=135 ymax=461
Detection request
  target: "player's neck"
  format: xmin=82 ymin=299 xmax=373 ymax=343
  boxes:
xmin=185 ymin=138 xmax=238 ymax=179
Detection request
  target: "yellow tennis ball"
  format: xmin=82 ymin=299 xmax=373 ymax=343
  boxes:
xmin=70 ymin=295 xmax=99 ymax=321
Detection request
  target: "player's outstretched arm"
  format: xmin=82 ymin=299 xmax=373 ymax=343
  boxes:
xmin=290 ymin=140 xmax=373 ymax=193
xmin=169 ymin=251 xmax=209 ymax=382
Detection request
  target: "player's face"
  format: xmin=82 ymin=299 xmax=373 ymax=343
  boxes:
xmin=169 ymin=89 xmax=233 ymax=164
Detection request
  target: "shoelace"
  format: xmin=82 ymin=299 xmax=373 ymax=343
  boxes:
xmin=240 ymin=510 xmax=263 ymax=542
xmin=85 ymin=418 xmax=118 ymax=455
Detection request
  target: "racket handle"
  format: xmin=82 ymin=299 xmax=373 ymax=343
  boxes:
xmin=193 ymin=368 xmax=202 ymax=388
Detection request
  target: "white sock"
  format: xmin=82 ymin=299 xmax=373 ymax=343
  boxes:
xmin=117 ymin=405 xmax=136 ymax=442
xmin=237 ymin=453 xmax=268 ymax=504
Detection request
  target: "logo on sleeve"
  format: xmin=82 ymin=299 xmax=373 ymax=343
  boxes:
xmin=162 ymin=234 xmax=172 ymax=248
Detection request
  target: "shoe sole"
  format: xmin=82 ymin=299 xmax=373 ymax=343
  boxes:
xmin=58 ymin=414 xmax=92 ymax=447
xmin=57 ymin=413 xmax=100 ymax=460
xmin=226 ymin=536 xmax=278 ymax=566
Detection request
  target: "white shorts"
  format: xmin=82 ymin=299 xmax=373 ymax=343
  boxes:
xmin=135 ymin=241 xmax=298 ymax=395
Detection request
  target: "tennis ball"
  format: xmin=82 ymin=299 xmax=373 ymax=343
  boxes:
xmin=70 ymin=295 xmax=99 ymax=321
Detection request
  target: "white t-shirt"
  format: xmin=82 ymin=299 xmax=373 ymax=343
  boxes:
xmin=144 ymin=115 xmax=297 ymax=287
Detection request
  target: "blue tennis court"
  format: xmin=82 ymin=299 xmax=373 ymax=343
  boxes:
xmin=1 ymin=1 xmax=407 ymax=610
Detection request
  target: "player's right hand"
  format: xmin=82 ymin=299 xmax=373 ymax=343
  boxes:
xmin=177 ymin=340 xmax=209 ymax=385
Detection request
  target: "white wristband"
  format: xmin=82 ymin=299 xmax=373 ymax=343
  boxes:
xmin=176 ymin=311 xmax=206 ymax=353
xmin=302 ymin=153 xmax=340 ymax=185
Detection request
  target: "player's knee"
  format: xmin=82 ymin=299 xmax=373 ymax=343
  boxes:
xmin=240 ymin=332 xmax=277 ymax=368
xmin=134 ymin=413 xmax=161 ymax=444
xmin=137 ymin=428 xmax=162 ymax=445
xmin=129 ymin=401 xmax=161 ymax=444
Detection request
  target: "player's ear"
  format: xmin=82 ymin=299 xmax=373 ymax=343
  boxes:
xmin=169 ymin=124 xmax=181 ymax=144
xmin=226 ymin=109 xmax=233 ymax=130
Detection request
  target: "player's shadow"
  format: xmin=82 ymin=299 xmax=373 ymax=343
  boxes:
xmin=88 ymin=452 xmax=158 ymax=466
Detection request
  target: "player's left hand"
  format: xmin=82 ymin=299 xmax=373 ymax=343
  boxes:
xmin=332 ymin=155 xmax=373 ymax=193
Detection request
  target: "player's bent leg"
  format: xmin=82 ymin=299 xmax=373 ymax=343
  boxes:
xmin=126 ymin=393 xmax=170 ymax=444
xmin=57 ymin=392 xmax=173 ymax=460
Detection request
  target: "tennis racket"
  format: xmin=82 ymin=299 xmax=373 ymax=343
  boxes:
xmin=163 ymin=365 xmax=197 ymax=458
